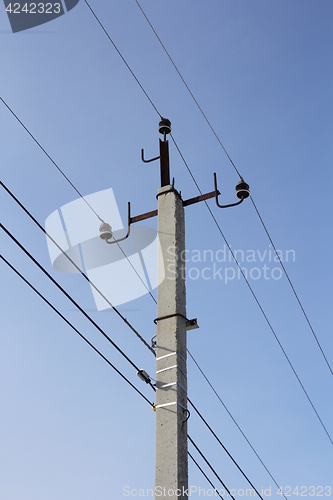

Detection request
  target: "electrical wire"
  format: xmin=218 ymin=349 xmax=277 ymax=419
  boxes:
xmin=1 ymin=188 xmax=272 ymax=493
xmin=111 ymin=236 xmax=157 ymax=305
xmin=7 ymin=0 xmax=324 ymax=433
xmin=132 ymin=1 xmax=333 ymax=378
xmin=169 ymin=136 xmax=333 ymax=446
xmin=133 ymin=0 xmax=242 ymax=180
xmin=0 ymin=254 xmax=155 ymax=407
xmin=123 ymin=269 xmax=283 ymax=491
xmin=134 ymin=302 xmax=278 ymax=493
xmin=188 ymin=452 xmax=224 ymax=500
xmin=83 ymin=0 xmax=161 ymax=118
xmin=1 ymin=223 xmax=156 ymax=393
xmin=0 ymin=181 xmax=155 ymax=355
xmin=3 ymin=2 xmax=331 ymax=485
xmin=188 ymin=435 xmax=236 ymax=500
xmin=1 ymin=253 xmax=235 ymax=496
xmin=187 ymin=349 xmax=286 ymax=496
xmin=5 ymin=0 xmax=328 ymax=403
xmin=0 ymin=100 xmax=157 ymax=308
xmin=78 ymin=0 xmax=333 ymax=443
xmin=188 ymin=398 xmax=264 ymax=500
xmin=250 ymin=196 xmax=333 ymax=377
xmin=1 ymin=199 xmax=272 ymax=495
xmin=2 ymin=4 xmax=321 ymax=488
xmin=76 ymin=0 xmax=333 ymax=444
xmin=0 ymin=97 xmax=104 ymax=223
xmin=0 ymin=195 xmax=263 ymax=500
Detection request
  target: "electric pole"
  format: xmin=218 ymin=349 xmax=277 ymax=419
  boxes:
xmin=100 ymin=118 xmax=250 ymax=499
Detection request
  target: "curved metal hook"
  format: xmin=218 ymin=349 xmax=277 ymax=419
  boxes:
xmin=214 ymin=173 xmax=245 ymax=209
xmin=106 ymin=202 xmax=131 ymax=245
xmin=141 ymin=148 xmax=160 ymax=163
xmin=182 ymin=409 xmax=190 ymax=426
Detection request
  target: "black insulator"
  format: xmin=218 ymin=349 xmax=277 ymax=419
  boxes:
xmin=158 ymin=118 xmax=171 ymax=135
xmin=236 ymin=180 xmax=250 ymax=200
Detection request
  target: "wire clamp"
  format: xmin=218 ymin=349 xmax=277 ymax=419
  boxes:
xmin=136 ymin=369 xmax=151 ymax=384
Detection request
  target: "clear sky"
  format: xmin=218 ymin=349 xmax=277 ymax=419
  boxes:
xmin=1 ymin=1 xmax=333 ymax=499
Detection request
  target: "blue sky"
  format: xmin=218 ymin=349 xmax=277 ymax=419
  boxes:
xmin=1 ymin=1 xmax=333 ymax=499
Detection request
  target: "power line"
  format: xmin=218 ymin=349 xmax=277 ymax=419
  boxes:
xmin=188 ymin=434 xmax=236 ymax=500
xmin=188 ymin=452 xmax=224 ymax=500
xmin=111 ymin=235 xmax=157 ymax=305
xmin=1 ymin=245 xmax=257 ymax=499
xmin=0 ymin=155 xmax=290 ymax=484
xmin=187 ymin=349 xmax=286 ymax=496
xmin=3 ymin=0 xmax=331 ymax=478
xmin=133 ymin=272 xmax=286 ymax=493
xmin=1 ymin=253 xmax=238 ymax=499
xmin=0 ymin=100 xmax=156 ymax=308
xmin=1 ymin=255 xmax=237 ymax=498
xmin=121 ymin=264 xmax=284 ymax=490
xmin=83 ymin=0 xmax=161 ymax=118
xmin=0 ymin=254 xmax=155 ymax=407
xmin=188 ymin=398 xmax=264 ymax=500
xmin=1 ymin=223 xmax=156 ymax=392
xmin=250 ymin=196 xmax=333 ymax=377
xmin=39 ymin=0 xmax=333 ymax=444
xmin=0 ymin=97 xmax=104 ymax=223
xmin=3 ymin=3 xmax=324 ymax=484
xmin=1 ymin=190 xmax=277 ymax=493
xmin=133 ymin=0 xmax=242 ymax=180
xmin=2 ymin=106 xmax=262 ymax=484
xmin=125 ymin=243 xmax=276 ymax=494
xmin=169 ymin=136 xmax=333 ymax=446
xmin=81 ymin=0 xmax=333 ymax=441
xmin=131 ymin=1 xmax=333 ymax=378
xmin=137 ymin=279 xmax=279 ymax=490
xmin=1 ymin=181 xmax=155 ymax=355
xmin=7 ymin=0 xmax=326 ymax=392
xmin=1 ymin=254 xmax=236 ymax=499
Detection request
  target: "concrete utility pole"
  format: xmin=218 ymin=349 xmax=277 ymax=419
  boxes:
xmin=100 ymin=118 xmax=250 ymax=499
xmin=154 ymin=120 xmax=188 ymax=499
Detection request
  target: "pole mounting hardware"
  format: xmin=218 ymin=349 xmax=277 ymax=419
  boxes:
xmin=100 ymin=119 xmax=250 ymax=247
xmin=182 ymin=409 xmax=190 ymax=426
xmin=151 ymin=334 xmax=157 ymax=349
xmin=141 ymin=149 xmax=160 ymax=163
xmin=214 ymin=172 xmax=250 ymax=209
xmin=137 ymin=369 xmax=152 ymax=384
xmin=154 ymin=313 xmax=199 ymax=331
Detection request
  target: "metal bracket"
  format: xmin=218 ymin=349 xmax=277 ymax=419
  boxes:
xmin=183 ymin=189 xmax=218 ymax=207
xmin=141 ymin=149 xmax=160 ymax=163
xmin=214 ymin=172 xmax=250 ymax=209
xmin=141 ymin=134 xmax=170 ymax=187
xmin=130 ymin=208 xmax=158 ymax=224
xmin=104 ymin=171 xmax=249 ymax=243
xmin=154 ymin=313 xmax=199 ymax=331
xmin=105 ymin=202 xmax=131 ymax=244
xmin=186 ymin=318 xmax=199 ymax=331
